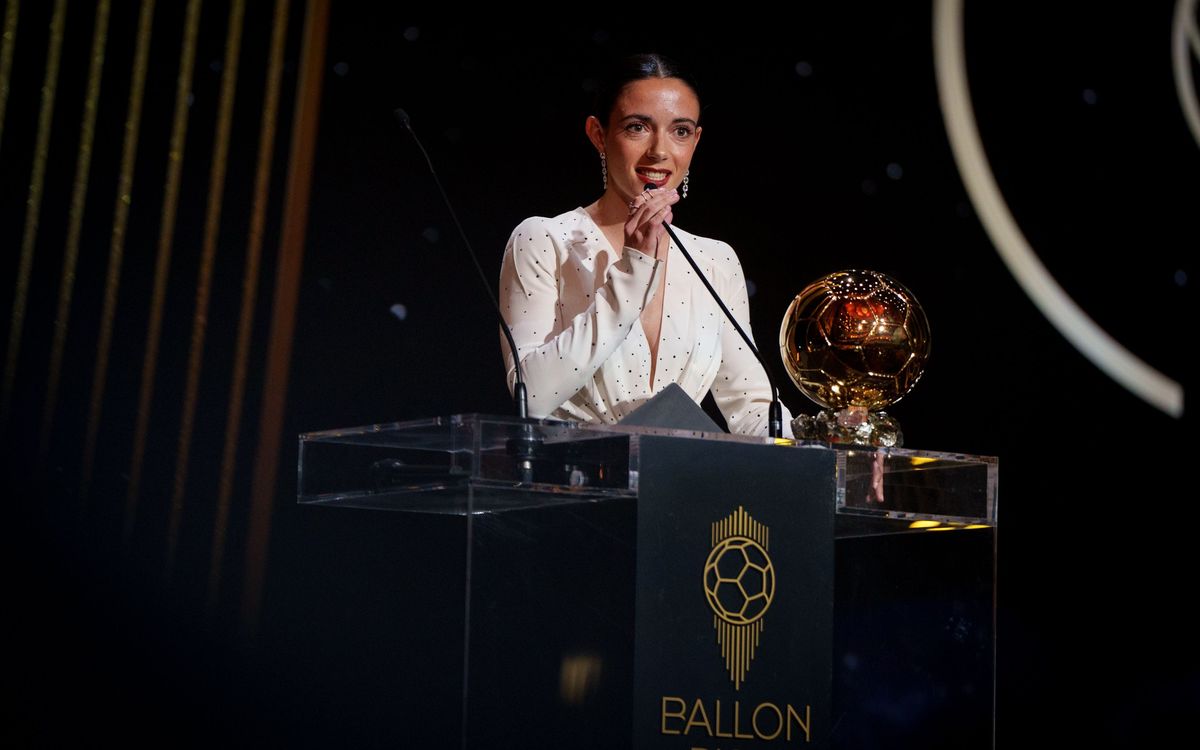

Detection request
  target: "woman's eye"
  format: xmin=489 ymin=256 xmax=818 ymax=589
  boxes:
xmin=626 ymin=123 xmax=646 ymax=133
xmin=674 ymin=126 xmax=693 ymax=137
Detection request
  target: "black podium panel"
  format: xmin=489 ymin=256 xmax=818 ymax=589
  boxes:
xmin=634 ymin=437 xmax=836 ymax=750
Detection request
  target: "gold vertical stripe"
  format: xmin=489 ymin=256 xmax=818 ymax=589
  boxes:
xmin=718 ymin=622 xmax=724 ymax=665
xmin=729 ymin=624 xmax=739 ymax=691
xmin=734 ymin=627 xmax=739 ymax=688
xmin=738 ymin=626 xmax=743 ymax=687
xmin=734 ymin=628 xmax=744 ymax=686
xmin=724 ymin=624 xmax=734 ymax=686
xmin=734 ymin=626 xmax=740 ymax=688
xmin=744 ymin=624 xmax=753 ymax=672
xmin=124 ymin=0 xmax=202 ymax=542
xmin=39 ymin=0 xmax=110 ymax=460
xmin=740 ymin=631 xmax=745 ymax=687
xmin=723 ymin=622 xmax=731 ymax=671
xmin=740 ymin=628 xmax=745 ymax=686
xmin=1 ymin=0 xmax=65 ymax=429
xmin=728 ymin=625 xmax=734 ymax=675
xmin=80 ymin=0 xmax=155 ymax=500
xmin=242 ymin=0 xmax=329 ymax=632
xmin=739 ymin=626 xmax=746 ymax=688
xmin=748 ymin=630 xmax=753 ymax=678
xmin=748 ymin=631 xmax=753 ymax=676
xmin=0 ymin=0 xmax=18 ymax=149
xmin=724 ymin=623 xmax=731 ymax=680
xmin=208 ymin=0 xmax=288 ymax=609
xmin=165 ymin=0 xmax=244 ymax=577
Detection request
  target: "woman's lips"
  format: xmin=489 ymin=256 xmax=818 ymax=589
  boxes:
xmin=635 ymin=167 xmax=671 ymax=187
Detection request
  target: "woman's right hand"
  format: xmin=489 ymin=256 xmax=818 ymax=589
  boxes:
xmin=623 ymin=187 xmax=680 ymax=260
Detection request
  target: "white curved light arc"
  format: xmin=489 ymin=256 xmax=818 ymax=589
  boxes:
xmin=1173 ymin=0 xmax=1200 ymax=150
xmin=933 ymin=0 xmax=1184 ymax=418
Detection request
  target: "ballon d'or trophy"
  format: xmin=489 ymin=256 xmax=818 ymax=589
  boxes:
xmin=780 ymin=270 xmax=930 ymax=447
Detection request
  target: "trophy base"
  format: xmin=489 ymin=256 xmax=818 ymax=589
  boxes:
xmin=792 ymin=406 xmax=903 ymax=447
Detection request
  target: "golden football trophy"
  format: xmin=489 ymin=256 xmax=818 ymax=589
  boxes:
xmin=779 ymin=270 xmax=930 ymax=447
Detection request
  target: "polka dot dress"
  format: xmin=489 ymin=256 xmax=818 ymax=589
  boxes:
xmin=497 ymin=206 xmax=789 ymax=436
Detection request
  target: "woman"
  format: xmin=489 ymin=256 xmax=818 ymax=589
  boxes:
xmin=498 ymin=54 xmax=790 ymax=436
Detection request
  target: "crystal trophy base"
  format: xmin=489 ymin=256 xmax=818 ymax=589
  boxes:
xmin=792 ymin=405 xmax=903 ymax=447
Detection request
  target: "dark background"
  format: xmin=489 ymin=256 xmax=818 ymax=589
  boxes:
xmin=4 ymin=3 xmax=1195 ymax=747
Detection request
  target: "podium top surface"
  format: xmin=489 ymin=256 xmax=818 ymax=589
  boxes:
xmin=299 ymin=414 xmax=997 ymax=531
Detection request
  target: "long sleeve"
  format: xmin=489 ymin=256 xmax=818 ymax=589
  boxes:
xmin=708 ymin=243 xmax=794 ymax=436
xmin=498 ymin=216 xmax=663 ymax=418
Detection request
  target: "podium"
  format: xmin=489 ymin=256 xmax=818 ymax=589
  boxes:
xmin=297 ymin=415 xmax=996 ymax=749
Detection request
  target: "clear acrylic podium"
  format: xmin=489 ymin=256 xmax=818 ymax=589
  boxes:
xmin=297 ymin=415 xmax=997 ymax=749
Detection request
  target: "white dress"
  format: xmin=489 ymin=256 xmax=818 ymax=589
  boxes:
xmin=498 ymin=206 xmax=791 ymax=436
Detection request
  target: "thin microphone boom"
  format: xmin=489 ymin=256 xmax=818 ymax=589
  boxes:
xmin=394 ymin=108 xmax=529 ymax=420
xmin=650 ymin=185 xmax=784 ymax=438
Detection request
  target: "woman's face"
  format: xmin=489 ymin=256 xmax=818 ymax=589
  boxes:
xmin=588 ymin=77 xmax=702 ymax=204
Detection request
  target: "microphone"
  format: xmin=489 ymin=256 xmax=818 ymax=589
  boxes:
xmin=395 ymin=108 xmax=541 ymax=481
xmin=644 ymin=184 xmax=785 ymax=439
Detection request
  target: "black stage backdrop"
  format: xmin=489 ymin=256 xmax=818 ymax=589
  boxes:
xmin=4 ymin=4 xmax=1195 ymax=747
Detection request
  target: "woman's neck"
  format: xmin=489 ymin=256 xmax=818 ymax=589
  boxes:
xmin=585 ymin=190 xmax=631 ymax=228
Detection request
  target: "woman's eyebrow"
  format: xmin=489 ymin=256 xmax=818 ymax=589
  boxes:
xmin=618 ymin=113 xmax=699 ymax=126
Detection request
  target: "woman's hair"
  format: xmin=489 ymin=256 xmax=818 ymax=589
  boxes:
xmin=592 ymin=53 xmax=702 ymax=126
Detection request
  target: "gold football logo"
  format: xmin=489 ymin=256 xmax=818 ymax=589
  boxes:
xmin=704 ymin=506 xmax=775 ymax=690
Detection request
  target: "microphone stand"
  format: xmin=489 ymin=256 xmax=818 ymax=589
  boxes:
xmin=651 ymin=188 xmax=784 ymax=439
xmin=395 ymin=108 xmax=541 ymax=481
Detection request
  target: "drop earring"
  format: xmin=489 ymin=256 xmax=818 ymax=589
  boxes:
xmin=600 ymin=153 xmax=607 ymax=189
xmin=681 ymin=170 xmax=690 ymax=198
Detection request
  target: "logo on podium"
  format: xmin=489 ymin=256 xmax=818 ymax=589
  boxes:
xmin=704 ymin=506 xmax=775 ymax=690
